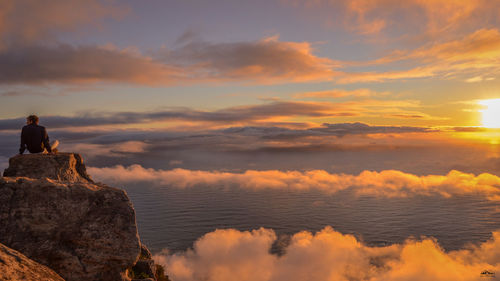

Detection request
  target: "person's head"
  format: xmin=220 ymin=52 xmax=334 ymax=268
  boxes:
xmin=26 ymin=115 xmax=39 ymax=125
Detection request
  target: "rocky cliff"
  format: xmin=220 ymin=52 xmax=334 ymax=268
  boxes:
xmin=3 ymin=153 xmax=92 ymax=183
xmin=0 ymin=242 xmax=65 ymax=281
xmin=0 ymin=153 xmax=163 ymax=281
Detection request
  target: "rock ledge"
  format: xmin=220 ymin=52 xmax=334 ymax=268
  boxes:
xmin=3 ymin=153 xmax=92 ymax=182
xmin=0 ymin=153 xmax=141 ymax=281
xmin=0 ymin=242 xmax=64 ymax=281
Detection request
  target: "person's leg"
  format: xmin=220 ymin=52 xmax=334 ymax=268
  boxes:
xmin=50 ymin=140 xmax=59 ymax=153
xmin=51 ymin=140 xmax=59 ymax=150
xmin=42 ymin=140 xmax=59 ymax=154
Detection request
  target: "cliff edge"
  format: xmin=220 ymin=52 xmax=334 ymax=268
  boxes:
xmin=3 ymin=153 xmax=92 ymax=183
xmin=0 ymin=153 xmax=157 ymax=281
xmin=0 ymin=242 xmax=65 ymax=281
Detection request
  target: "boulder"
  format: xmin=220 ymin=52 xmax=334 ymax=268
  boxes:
xmin=0 ymin=242 xmax=65 ymax=281
xmin=0 ymin=153 xmax=141 ymax=281
xmin=3 ymin=153 xmax=92 ymax=183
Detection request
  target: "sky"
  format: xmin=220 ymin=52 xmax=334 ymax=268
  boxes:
xmin=1 ymin=0 xmax=500 ymax=127
xmin=2 ymin=1 xmax=500 ymax=280
xmin=1 ymin=0 xmax=499 ymax=175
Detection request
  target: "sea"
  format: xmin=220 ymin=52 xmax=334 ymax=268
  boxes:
xmin=121 ymin=182 xmax=500 ymax=254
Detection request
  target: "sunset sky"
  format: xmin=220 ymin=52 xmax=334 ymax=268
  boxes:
xmin=2 ymin=1 xmax=500 ymax=280
xmin=0 ymin=0 xmax=499 ymax=175
xmin=0 ymin=0 xmax=499 ymax=170
xmin=1 ymin=0 xmax=500 ymax=127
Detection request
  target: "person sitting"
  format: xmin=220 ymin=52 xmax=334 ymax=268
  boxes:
xmin=19 ymin=115 xmax=58 ymax=155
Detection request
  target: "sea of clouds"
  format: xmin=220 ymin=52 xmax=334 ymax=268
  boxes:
xmin=153 ymin=226 xmax=500 ymax=281
xmin=89 ymin=165 xmax=500 ymax=202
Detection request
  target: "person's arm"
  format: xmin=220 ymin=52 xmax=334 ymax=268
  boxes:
xmin=42 ymin=127 xmax=52 ymax=153
xmin=19 ymin=127 xmax=26 ymax=154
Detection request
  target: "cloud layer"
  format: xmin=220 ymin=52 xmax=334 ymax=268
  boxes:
xmin=286 ymin=0 xmax=498 ymax=37
xmin=0 ymin=38 xmax=338 ymax=86
xmin=0 ymin=0 xmax=127 ymax=47
xmin=3 ymin=0 xmax=500 ymax=86
xmin=338 ymin=28 xmax=500 ymax=83
xmin=0 ymin=1 xmax=337 ymax=85
xmin=0 ymin=101 xmax=438 ymax=131
xmin=157 ymin=36 xmax=337 ymax=83
xmin=154 ymin=226 xmax=500 ymax=281
xmin=0 ymin=44 xmax=182 ymax=85
xmin=88 ymin=166 xmax=500 ymax=201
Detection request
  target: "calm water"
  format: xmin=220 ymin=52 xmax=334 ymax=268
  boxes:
xmin=122 ymin=183 xmax=500 ymax=254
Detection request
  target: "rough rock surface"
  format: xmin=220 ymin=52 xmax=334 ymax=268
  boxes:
xmin=3 ymin=153 xmax=92 ymax=182
xmin=140 ymin=244 xmax=153 ymax=260
xmin=0 ymin=153 xmax=141 ymax=281
xmin=132 ymin=260 xmax=156 ymax=279
xmin=128 ymin=244 xmax=158 ymax=280
xmin=0 ymin=242 xmax=65 ymax=281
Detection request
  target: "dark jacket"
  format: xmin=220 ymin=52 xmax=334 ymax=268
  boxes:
xmin=19 ymin=123 xmax=51 ymax=154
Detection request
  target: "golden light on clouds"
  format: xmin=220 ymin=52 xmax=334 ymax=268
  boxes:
xmin=479 ymin=99 xmax=500 ymax=128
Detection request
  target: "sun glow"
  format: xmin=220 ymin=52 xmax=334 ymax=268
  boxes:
xmin=479 ymin=99 xmax=500 ymax=128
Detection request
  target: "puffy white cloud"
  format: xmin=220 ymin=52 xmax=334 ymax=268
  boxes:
xmin=154 ymin=226 xmax=500 ymax=281
xmin=88 ymin=165 xmax=500 ymax=201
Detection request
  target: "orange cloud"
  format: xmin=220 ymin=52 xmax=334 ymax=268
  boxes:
xmin=0 ymin=100 xmax=439 ymax=131
xmin=337 ymin=66 xmax=436 ymax=83
xmin=88 ymin=166 xmax=500 ymax=202
xmin=0 ymin=44 xmax=183 ymax=85
xmin=338 ymin=28 xmax=500 ymax=83
xmin=412 ymin=0 xmax=482 ymax=35
xmin=347 ymin=0 xmax=482 ymax=35
xmin=284 ymin=0 xmax=494 ymax=37
xmin=295 ymin=88 xmax=389 ymax=99
xmin=344 ymin=0 xmax=389 ymax=35
xmin=3 ymin=0 xmax=497 ymax=86
xmin=0 ymin=0 xmax=128 ymax=47
xmin=386 ymin=29 xmax=500 ymax=63
xmin=1 ymin=37 xmax=337 ymax=85
xmin=0 ymin=1 xmax=339 ymax=86
xmin=154 ymin=226 xmax=500 ymax=281
xmin=157 ymin=36 xmax=338 ymax=84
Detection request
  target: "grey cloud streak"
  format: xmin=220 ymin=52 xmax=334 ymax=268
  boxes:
xmin=0 ymin=0 xmax=127 ymax=47
xmin=0 ymin=119 xmax=435 ymax=156
xmin=156 ymin=36 xmax=337 ymax=83
xmin=0 ymin=105 xmax=434 ymax=136
xmin=0 ymin=0 xmax=337 ymax=86
xmin=0 ymin=44 xmax=181 ymax=85
xmin=0 ymin=102 xmax=363 ymax=130
xmin=0 ymin=38 xmax=337 ymax=85
xmin=1 ymin=27 xmax=337 ymax=86
xmin=1 ymin=122 xmax=498 ymax=177
xmin=222 ymin=122 xmax=434 ymax=139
